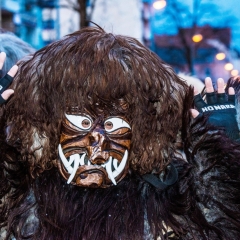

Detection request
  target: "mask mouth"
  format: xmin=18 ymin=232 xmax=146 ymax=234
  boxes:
xmin=58 ymin=144 xmax=128 ymax=185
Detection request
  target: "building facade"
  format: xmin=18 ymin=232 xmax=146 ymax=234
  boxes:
xmin=1 ymin=0 xmax=143 ymax=49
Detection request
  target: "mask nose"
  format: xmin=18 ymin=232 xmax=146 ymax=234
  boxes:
xmin=88 ymin=126 xmax=109 ymax=165
xmin=90 ymin=130 xmax=105 ymax=147
xmin=91 ymin=157 xmax=106 ymax=165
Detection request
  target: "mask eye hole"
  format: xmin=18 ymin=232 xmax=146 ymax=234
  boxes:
xmin=104 ymin=121 xmax=113 ymax=130
xmin=104 ymin=117 xmax=131 ymax=133
xmin=82 ymin=119 xmax=91 ymax=128
xmin=65 ymin=114 xmax=93 ymax=130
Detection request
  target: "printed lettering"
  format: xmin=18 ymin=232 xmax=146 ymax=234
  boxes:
xmin=0 ymin=85 xmax=2 ymax=91
xmin=202 ymin=104 xmax=235 ymax=112
xmin=202 ymin=107 xmax=208 ymax=112
xmin=214 ymin=105 xmax=221 ymax=110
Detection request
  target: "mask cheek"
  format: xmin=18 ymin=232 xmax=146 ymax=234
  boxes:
xmin=110 ymin=151 xmax=124 ymax=162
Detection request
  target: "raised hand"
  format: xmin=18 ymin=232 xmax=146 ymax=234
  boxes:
xmin=0 ymin=52 xmax=18 ymax=104
xmin=191 ymin=77 xmax=239 ymax=140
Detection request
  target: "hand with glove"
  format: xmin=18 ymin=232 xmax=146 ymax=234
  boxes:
xmin=191 ymin=77 xmax=239 ymax=141
xmin=0 ymin=52 xmax=18 ymax=105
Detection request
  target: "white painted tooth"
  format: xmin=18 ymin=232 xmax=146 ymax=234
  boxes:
xmin=67 ymin=154 xmax=81 ymax=184
xmin=112 ymin=150 xmax=128 ymax=178
xmin=58 ymin=144 xmax=73 ymax=173
xmin=67 ymin=155 xmax=75 ymax=167
xmin=113 ymin=158 xmax=118 ymax=170
xmin=88 ymin=160 xmax=91 ymax=165
xmin=79 ymin=153 xmax=86 ymax=166
xmin=105 ymin=156 xmax=117 ymax=185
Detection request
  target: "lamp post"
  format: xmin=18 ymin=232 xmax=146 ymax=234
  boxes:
xmin=190 ymin=33 xmax=203 ymax=75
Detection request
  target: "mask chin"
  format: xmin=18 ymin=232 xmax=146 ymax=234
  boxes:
xmin=57 ymin=144 xmax=129 ymax=188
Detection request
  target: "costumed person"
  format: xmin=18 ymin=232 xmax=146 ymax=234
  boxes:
xmin=0 ymin=26 xmax=240 ymax=240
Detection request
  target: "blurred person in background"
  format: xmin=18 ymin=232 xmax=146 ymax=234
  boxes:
xmin=178 ymin=73 xmax=205 ymax=93
xmin=0 ymin=28 xmax=35 ymax=103
xmin=0 ymin=28 xmax=35 ymax=78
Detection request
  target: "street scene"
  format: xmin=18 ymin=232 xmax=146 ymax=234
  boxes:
xmin=1 ymin=0 xmax=240 ymax=84
xmin=0 ymin=1 xmax=240 ymax=240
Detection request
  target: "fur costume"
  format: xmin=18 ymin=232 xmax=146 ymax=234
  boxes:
xmin=0 ymin=27 xmax=240 ymax=240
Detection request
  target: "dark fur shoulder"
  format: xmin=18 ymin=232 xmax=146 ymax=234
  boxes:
xmin=182 ymin=115 xmax=240 ymax=239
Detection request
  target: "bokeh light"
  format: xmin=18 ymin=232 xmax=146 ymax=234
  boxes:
xmin=192 ymin=34 xmax=203 ymax=43
xmin=215 ymin=53 xmax=226 ymax=60
xmin=153 ymin=0 xmax=166 ymax=10
xmin=231 ymin=69 xmax=239 ymax=76
xmin=224 ymin=63 xmax=234 ymax=71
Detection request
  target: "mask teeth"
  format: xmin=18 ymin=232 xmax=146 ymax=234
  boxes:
xmin=58 ymin=144 xmax=73 ymax=174
xmin=84 ymin=156 xmax=89 ymax=165
xmin=78 ymin=153 xmax=91 ymax=166
xmin=59 ymin=144 xmax=128 ymax=185
xmin=105 ymin=156 xmax=117 ymax=185
xmin=67 ymin=154 xmax=81 ymax=184
xmin=79 ymin=153 xmax=85 ymax=166
xmin=104 ymin=150 xmax=128 ymax=185
xmin=113 ymin=159 xmax=119 ymax=170
xmin=68 ymin=155 xmax=75 ymax=167
xmin=112 ymin=150 xmax=128 ymax=178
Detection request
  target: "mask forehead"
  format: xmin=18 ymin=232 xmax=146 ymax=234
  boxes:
xmin=66 ymin=98 xmax=130 ymax=117
xmin=58 ymin=108 xmax=132 ymax=188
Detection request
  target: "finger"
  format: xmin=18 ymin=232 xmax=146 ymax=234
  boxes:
xmin=1 ymin=89 xmax=14 ymax=100
xmin=190 ymin=109 xmax=200 ymax=118
xmin=194 ymin=94 xmax=207 ymax=111
xmin=0 ymin=52 xmax=6 ymax=69
xmin=228 ymin=87 xmax=235 ymax=95
xmin=228 ymin=87 xmax=235 ymax=104
xmin=7 ymin=65 xmax=18 ymax=77
xmin=193 ymin=86 xmax=199 ymax=96
xmin=205 ymin=77 xmax=214 ymax=93
xmin=217 ymin=78 xmax=225 ymax=94
xmin=215 ymin=78 xmax=226 ymax=103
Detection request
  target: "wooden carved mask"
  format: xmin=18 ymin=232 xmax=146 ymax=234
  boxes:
xmin=58 ymin=112 xmax=132 ymax=188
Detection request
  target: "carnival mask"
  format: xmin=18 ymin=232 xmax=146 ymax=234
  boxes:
xmin=58 ymin=113 xmax=132 ymax=188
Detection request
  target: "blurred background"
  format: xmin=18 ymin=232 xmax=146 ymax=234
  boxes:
xmin=1 ymin=0 xmax=240 ymax=84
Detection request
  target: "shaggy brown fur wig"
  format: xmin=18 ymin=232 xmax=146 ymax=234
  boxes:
xmin=0 ymin=27 xmax=240 ymax=239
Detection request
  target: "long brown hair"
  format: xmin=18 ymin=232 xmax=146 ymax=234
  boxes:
xmin=4 ymin=26 xmax=189 ymax=177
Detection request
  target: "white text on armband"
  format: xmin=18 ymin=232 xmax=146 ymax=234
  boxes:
xmin=201 ymin=104 xmax=235 ymax=112
xmin=0 ymin=86 xmax=3 ymax=91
